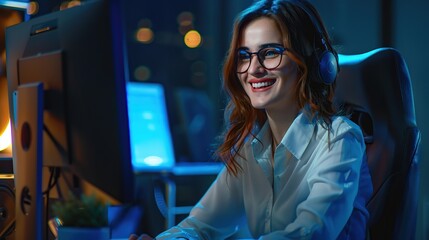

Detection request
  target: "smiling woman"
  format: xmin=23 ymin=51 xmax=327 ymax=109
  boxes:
xmin=137 ymin=1 xmax=373 ymax=240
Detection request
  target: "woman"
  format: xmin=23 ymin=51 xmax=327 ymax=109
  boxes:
xmin=131 ymin=0 xmax=372 ymax=239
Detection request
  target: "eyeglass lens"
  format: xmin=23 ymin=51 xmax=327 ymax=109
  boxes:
xmin=236 ymin=47 xmax=285 ymax=73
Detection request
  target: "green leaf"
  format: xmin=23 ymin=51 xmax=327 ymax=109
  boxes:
xmin=51 ymin=192 xmax=109 ymax=227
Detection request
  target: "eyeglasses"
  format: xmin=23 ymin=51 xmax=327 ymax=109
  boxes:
xmin=236 ymin=45 xmax=287 ymax=73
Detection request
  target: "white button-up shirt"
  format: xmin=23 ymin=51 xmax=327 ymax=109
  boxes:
xmin=157 ymin=112 xmax=373 ymax=239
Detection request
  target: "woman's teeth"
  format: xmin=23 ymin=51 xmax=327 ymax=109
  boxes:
xmin=251 ymin=81 xmax=274 ymax=89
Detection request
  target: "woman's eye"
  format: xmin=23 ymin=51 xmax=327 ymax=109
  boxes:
xmin=237 ymin=51 xmax=250 ymax=61
xmin=263 ymin=49 xmax=280 ymax=58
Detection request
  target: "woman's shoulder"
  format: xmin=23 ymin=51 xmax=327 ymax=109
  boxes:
xmin=331 ymin=115 xmax=360 ymax=129
xmin=329 ymin=115 xmax=364 ymax=141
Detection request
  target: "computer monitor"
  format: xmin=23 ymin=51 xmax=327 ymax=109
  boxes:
xmin=5 ymin=0 xmax=134 ymax=239
xmin=127 ymin=82 xmax=175 ymax=172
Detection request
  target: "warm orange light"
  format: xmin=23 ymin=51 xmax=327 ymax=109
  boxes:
xmin=177 ymin=11 xmax=194 ymax=26
xmin=67 ymin=0 xmax=82 ymax=8
xmin=60 ymin=2 xmax=68 ymax=10
xmin=26 ymin=1 xmax=39 ymax=15
xmin=0 ymin=119 xmax=11 ymax=152
xmin=177 ymin=12 xmax=194 ymax=35
xmin=184 ymin=30 xmax=201 ymax=48
xmin=60 ymin=0 xmax=81 ymax=10
xmin=136 ymin=28 xmax=154 ymax=44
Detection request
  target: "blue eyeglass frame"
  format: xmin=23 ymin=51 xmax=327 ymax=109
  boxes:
xmin=236 ymin=44 xmax=288 ymax=73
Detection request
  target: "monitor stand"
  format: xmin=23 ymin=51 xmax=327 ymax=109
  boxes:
xmin=13 ymin=82 xmax=45 ymax=240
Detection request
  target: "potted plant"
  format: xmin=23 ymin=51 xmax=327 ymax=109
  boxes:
xmin=51 ymin=192 xmax=110 ymax=240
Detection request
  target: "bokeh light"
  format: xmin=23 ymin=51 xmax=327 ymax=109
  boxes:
xmin=67 ymin=0 xmax=82 ymax=8
xmin=134 ymin=65 xmax=151 ymax=81
xmin=60 ymin=0 xmax=81 ymax=10
xmin=177 ymin=11 xmax=194 ymax=27
xmin=177 ymin=11 xmax=194 ymax=35
xmin=26 ymin=1 xmax=39 ymax=15
xmin=136 ymin=27 xmax=154 ymax=44
xmin=184 ymin=30 xmax=201 ymax=48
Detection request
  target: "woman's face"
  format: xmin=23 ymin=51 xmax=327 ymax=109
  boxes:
xmin=237 ymin=17 xmax=299 ymax=112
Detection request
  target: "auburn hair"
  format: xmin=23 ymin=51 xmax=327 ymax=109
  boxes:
xmin=216 ymin=0 xmax=338 ymax=176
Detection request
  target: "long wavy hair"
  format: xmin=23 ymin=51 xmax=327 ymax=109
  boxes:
xmin=216 ymin=0 xmax=339 ymax=176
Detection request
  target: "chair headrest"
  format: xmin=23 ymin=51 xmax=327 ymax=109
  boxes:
xmin=336 ymin=47 xmax=416 ymax=127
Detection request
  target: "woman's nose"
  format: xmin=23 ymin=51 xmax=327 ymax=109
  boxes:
xmin=247 ymin=55 xmax=265 ymax=75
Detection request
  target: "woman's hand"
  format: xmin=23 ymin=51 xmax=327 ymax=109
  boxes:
xmin=128 ymin=233 xmax=154 ymax=240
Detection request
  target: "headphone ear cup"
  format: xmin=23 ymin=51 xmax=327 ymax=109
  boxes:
xmin=318 ymin=50 xmax=338 ymax=85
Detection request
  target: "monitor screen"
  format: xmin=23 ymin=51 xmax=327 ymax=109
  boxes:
xmin=127 ymin=82 xmax=175 ymax=171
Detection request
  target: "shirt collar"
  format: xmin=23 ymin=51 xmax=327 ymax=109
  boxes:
xmin=251 ymin=111 xmax=316 ymax=160
xmin=281 ymin=112 xmax=316 ymax=160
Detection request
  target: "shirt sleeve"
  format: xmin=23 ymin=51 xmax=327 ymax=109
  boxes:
xmin=156 ymin=166 xmax=246 ymax=240
xmin=260 ymin=124 xmax=366 ymax=240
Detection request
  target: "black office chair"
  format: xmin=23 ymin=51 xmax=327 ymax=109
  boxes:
xmin=335 ymin=48 xmax=421 ymax=240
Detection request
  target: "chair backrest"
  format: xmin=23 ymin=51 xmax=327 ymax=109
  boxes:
xmin=335 ymin=48 xmax=421 ymax=240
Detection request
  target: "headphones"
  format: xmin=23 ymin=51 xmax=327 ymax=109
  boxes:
xmin=286 ymin=0 xmax=339 ymax=85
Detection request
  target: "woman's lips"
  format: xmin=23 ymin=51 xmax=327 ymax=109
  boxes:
xmin=249 ymin=78 xmax=276 ymax=91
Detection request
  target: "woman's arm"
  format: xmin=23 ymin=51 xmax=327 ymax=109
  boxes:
xmin=156 ymin=167 xmax=245 ymax=240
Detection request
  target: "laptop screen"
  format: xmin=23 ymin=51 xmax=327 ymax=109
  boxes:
xmin=126 ymin=82 xmax=175 ymax=172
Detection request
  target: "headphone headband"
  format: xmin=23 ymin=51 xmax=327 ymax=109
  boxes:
xmin=286 ymin=0 xmax=338 ymax=85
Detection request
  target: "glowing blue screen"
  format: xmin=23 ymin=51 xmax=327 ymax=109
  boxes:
xmin=126 ymin=82 xmax=175 ymax=171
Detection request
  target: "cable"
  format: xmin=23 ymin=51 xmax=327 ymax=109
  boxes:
xmin=43 ymin=167 xmax=61 ymax=195
xmin=153 ymin=178 xmax=168 ymax=218
xmin=42 ymin=167 xmax=61 ymax=240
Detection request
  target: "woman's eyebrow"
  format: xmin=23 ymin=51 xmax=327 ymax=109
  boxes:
xmin=237 ymin=46 xmax=249 ymax=51
xmin=259 ymin=42 xmax=283 ymax=48
xmin=238 ymin=43 xmax=283 ymax=51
